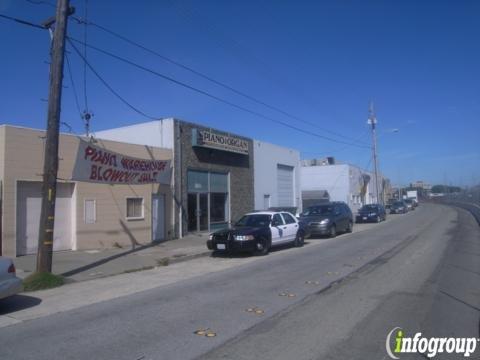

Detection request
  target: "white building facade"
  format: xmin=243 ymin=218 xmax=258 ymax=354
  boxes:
xmin=253 ymin=140 xmax=301 ymax=213
xmin=300 ymin=162 xmax=382 ymax=213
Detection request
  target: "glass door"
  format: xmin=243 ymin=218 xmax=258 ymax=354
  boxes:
xmin=187 ymin=194 xmax=197 ymax=232
xmin=187 ymin=193 xmax=209 ymax=232
xmin=199 ymin=193 xmax=209 ymax=231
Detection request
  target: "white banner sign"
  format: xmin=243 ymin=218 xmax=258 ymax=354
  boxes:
xmin=72 ymin=140 xmax=171 ymax=185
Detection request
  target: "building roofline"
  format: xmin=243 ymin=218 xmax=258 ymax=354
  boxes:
xmin=253 ymin=139 xmax=299 ymax=154
xmin=301 ymin=159 xmax=385 ymax=178
xmin=0 ymin=124 xmax=173 ymax=151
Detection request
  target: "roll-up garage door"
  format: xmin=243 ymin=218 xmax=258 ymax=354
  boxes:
xmin=16 ymin=181 xmax=74 ymax=255
xmin=277 ymin=164 xmax=294 ymax=207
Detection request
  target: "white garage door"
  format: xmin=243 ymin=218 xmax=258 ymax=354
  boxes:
xmin=277 ymin=164 xmax=294 ymax=207
xmin=16 ymin=181 xmax=74 ymax=255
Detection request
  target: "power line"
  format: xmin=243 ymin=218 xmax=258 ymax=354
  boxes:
xmin=72 ymin=17 xmax=368 ymax=146
xmin=2 ymin=10 xmax=88 ymax=136
xmin=67 ymin=38 xmax=159 ymax=120
xmin=25 ymin=0 xmax=56 ymax=7
xmin=301 ymin=129 xmax=371 ymax=156
xmin=2 ymin=10 xmax=370 ymax=150
xmin=64 ymin=52 xmax=83 ymax=118
xmin=167 ymin=0 xmax=351 ymax=132
xmin=363 ymin=155 xmax=373 ymax=173
xmin=67 ymin=36 xmax=370 ymax=149
xmin=0 ymin=13 xmax=45 ymax=30
xmin=80 ymin=0 xmax=93 ymax=136
xmin=82 ymin=0 xmax=89 ymax=110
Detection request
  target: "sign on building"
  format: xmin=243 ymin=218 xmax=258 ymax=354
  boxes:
xmin=192 ymin=128 xmax=249 ymax=155
xmin=72 ymin=140 xmax=171 ymax=185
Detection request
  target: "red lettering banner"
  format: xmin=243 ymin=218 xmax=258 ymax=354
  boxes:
xmin=72 ymin=140 xmax=171 ymax=185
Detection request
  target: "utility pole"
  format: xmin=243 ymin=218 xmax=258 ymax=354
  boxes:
xmin=368 ymin=101 xmax=381 ymax=205
xmin=36 ymin=0 xmax=74 ymax=273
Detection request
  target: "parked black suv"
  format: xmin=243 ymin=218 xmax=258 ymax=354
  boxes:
xmin=390 ymin=201 xmax=408 ymax=214
xmin=299 ymin=202 xmax=353 ymax=238
xmin=355 ymin=204 xmax=387 ymax=223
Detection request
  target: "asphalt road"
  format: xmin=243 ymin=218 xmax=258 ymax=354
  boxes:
xmin=1 ymin=203 xmax=479 ymax=360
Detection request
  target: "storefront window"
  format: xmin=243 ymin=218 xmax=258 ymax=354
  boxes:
xmin=187 ymin=171 xmax=229 ymax=231
xmin=187 ymin=171 xmax=208 ymax=192
xmin=210 ymin=172 xmax=228 ymax=192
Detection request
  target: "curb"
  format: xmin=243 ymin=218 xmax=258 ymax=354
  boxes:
xmin=16 ymin=249 xmax=213 ymax=288
xmin=64 ymin=250 xmax=213 ymax=283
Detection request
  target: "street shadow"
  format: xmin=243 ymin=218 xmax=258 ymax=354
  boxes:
xmin=210 ymin=241 xmax=313 ymax=259
xmin=0 ymin=294 xmax=42 ymax=315
xmin=307 ymin=234 xmax=333 ymax=240
xmin=60 ymin=240 xmax=161 ymax=277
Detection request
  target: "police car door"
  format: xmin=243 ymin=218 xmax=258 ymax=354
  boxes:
xmin=270 ymin=213 xmax=285 ymax=244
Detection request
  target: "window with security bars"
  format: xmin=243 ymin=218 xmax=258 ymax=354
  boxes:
xmin=126 ymin=198 xmax=144 ymax=219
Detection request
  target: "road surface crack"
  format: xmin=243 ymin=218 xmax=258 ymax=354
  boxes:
xmin=439 ymin=290 xmax=480 ymax=312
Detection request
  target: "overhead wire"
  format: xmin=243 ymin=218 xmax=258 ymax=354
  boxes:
xmin=82 ymin=0 xmax=89 ymax=111
xmin=304 ymin=129 xmax=371 ymax=156
xmin=166 ymin=0 xmax=352 ymax=134
xmin=67 ymin=38 xmax=159 ymax=120
xmin=72 ymin=17 xmax=369 ymax=146
xmin=64 ymin=52 xmax=83 ymax=118
xmin=0 ymin=13 xmax=45 ymax=30
xmin=2 ymin=11 xmax=371 ymax=151
xmin=25 ymin=0 xmax=55 ymax=7
xmin=67 ymin=36 xmax=371 ymax=149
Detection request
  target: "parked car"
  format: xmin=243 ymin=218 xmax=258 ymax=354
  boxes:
xmin=206 ymin=211 xmax=307 ymax=256
xmin=385 ymin=199 xmax=395 ymax=210
xmin=410 ymin=198 xmax=419 ymax=208
xmin=299 ymin=202 xmax=353 ymax=238
xmin=355 ymin=204 xmax=387 ymax=223
xmin=0 ymin=257 xmax=23 ymax=300
xmin=404 ymin=199 xmax=414 ymax=211
xmin=390 ymin=201 xmax=408 ymax=214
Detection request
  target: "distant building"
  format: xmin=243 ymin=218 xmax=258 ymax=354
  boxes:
xmin=300 ymin=160 xmax=387 ymax=212
xmin=410 ymin=181 xmax=432 ymax=191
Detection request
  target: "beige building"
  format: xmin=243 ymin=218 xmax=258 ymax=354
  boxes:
xmin=0 ymin=125 xmax=173 ymax=257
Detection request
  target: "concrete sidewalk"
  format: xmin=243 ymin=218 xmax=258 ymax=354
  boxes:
xmin=12 ymin=213 xmax=406 ymax=283
xmin=13 ymin=233 xmax=211 ymax=282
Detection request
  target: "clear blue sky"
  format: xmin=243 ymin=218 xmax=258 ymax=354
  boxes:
xmin=1 ymin=0 xmax=479 ymax=187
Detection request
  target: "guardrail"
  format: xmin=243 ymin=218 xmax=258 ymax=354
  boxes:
xmin=438 ymin=200 xmax=480 ymax=225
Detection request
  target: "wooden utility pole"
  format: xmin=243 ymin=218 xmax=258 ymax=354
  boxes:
xmin=36 ymin=0 xmax=73 ymax=273
xmin=368 ymin=101 xmax=381 ymax=205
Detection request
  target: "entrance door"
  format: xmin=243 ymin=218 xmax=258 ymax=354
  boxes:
xmin=198 ymin=193 xmax=208 ymax=231
xmin=152 ymin=194 xmax=165 ymax=241
xmin=187 ymin=193 xmax=209 ymax=232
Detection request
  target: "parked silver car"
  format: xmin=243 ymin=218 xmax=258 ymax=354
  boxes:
xmin=0 ymin=257 xmax=23 ymax=299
